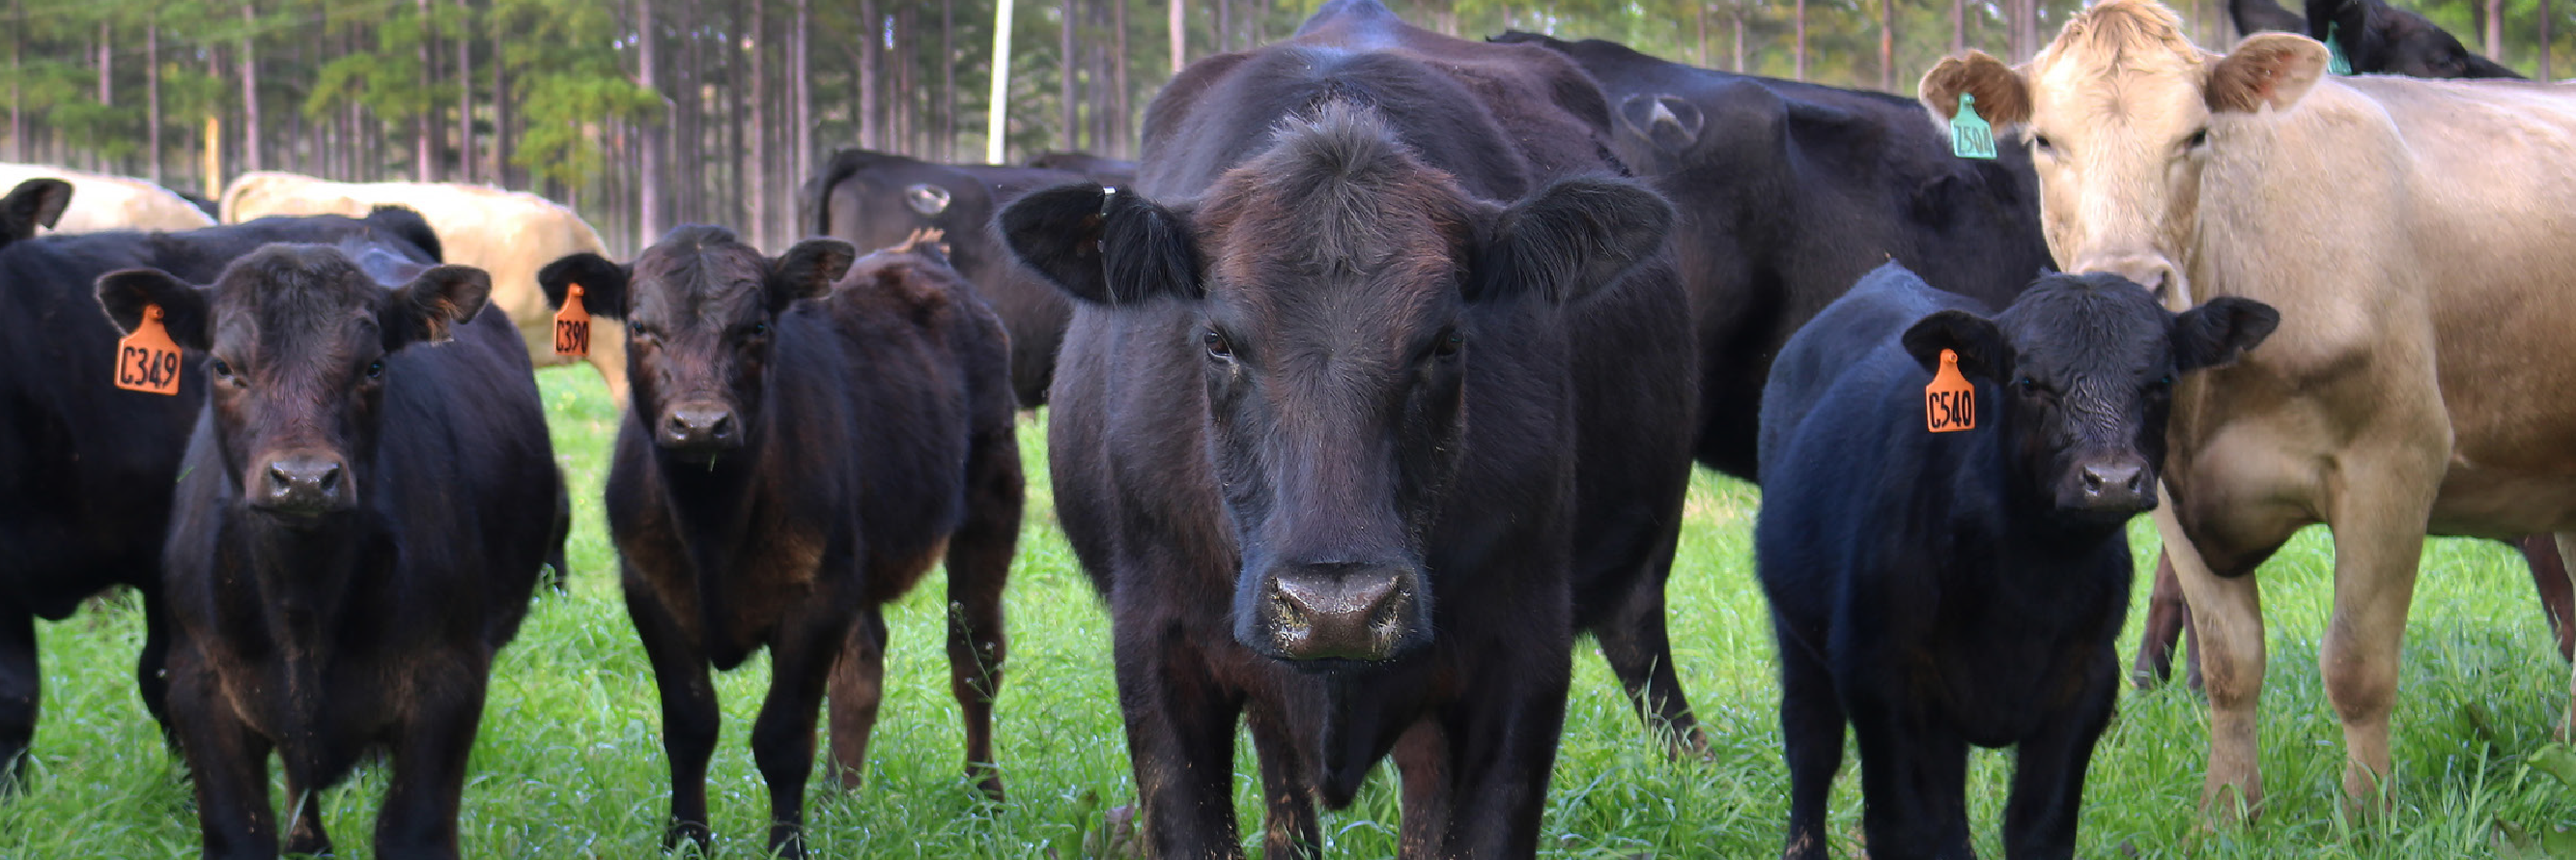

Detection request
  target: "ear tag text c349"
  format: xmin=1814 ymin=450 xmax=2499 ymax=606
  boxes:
xmin=113 ymin=304 xmax=184 ymax=396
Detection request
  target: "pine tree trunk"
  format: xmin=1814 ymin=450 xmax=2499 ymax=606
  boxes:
xmin=727 ymin=0 xmax=746 ymax=224
xmin=1795 ymin=0 xmax=1807 ymax=79
xmin=2543 ymin=0 xmax=2554 ymax=80
xmin=2486 ymin=0 xmax=2505 ymax=61
xmin=861 ymin=0 xmax=880 ymax=150
xmin=1219 ymin=0 xmax=1231 ymax=52
xmin=1062 ymin=0 xmax=1079 ymax=151
xmin=1733 ymin=7 xmax=1745 ymax=72
xmin=490 ymin=14 xmax=508 ymax=186
xmin=793 ymin=0 xmax=809 ymax=211
xmin=8 ymin=0 xmax=18 ymax=163
xmin=750 ymin=0 xmax=768 ymax=247
xmin=1882 ymin=0 xmax=1896 ymax=91
xmin=1113 ymin=0 xmax=1130 ymax=158
xmin=944 ymin=0 xmax=956 ymax=160
xmin=456 ymin=0 xmax=473 ymax=184
xmin=416 ymin=0 xmax=434 ymax=182
xmin=1953 ymin=0 xmax=1966 ymax=56
xmin=639 ymin=0 xmax=663 ymax=247
xmin=147 ymin=21 xmax=161 ymax=183
xmin=1696 ymin=2 xmax=1708 ymax=67
xmin=1171 ymin=0 xmax=1184 ymax=73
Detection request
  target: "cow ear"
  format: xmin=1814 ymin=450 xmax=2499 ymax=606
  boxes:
xmin=2208 ymin=34 xmax=2330 ymax=114
xmin=1902 ymin=310 xmax=2008 ymax=380
xmin=1473 ymin=177 xmax=1672 ymax=304
xmin=2172 ymin=297 xmax=2280 ymax=371
xmin=384 ymin=265 xmax=492 ymax=350
xmin=96 ymin=269 xmax=214 ymax=351
xmin=1918 ymin=50 xmax=2031 ymax=127
xmin=537 ymin=252 xmax=632 ymax=319
xmin=1618 ymin=95 xmax=1705 ymax=156
xmin=769 ymin=238 xmax=858 ymax=309
xmin=0 ymin=178 xmax=70 ymax=243
xmin=999 ymin=183 xmax=1204 ymax=306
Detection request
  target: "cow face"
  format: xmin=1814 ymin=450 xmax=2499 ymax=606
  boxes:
xmin=538 ymin=227 xmax=855 ymax=464
xmin=2311 ymin=0 xmax=2521 ymax=79
xmin=95 ymin=245 xmax=489 ymax=523
xmin=1903 ymin=272 xmax=2278 ymax=521
xmin=1002 ymin=103 xmax=1671 ymax=667
xmin=1919 ymin=0 xmax=2328 ymax=308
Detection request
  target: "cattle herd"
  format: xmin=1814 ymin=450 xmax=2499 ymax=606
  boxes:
xmin=2 ymin=0 xmax=2573 ymax=856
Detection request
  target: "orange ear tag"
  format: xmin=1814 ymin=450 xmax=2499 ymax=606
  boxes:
xmin=113 ymin=304 xmax=184 ymax=396
xmin=553 ymin=284 xmax=591 ymax=358
xmin=1924 ymin=349 xmax=1976 ymax=433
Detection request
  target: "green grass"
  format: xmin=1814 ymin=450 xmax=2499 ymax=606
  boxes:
xmin=1 ymin=364 xmax=2569 ymax=858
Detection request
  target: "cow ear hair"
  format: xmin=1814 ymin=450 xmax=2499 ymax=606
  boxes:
xmin=0 ymin=178 xmax=70 ymax=244
xmin=536 ymin=252 xmax=633 ymax=319
xmin=1902 ymin=309 xmax=2008 ymax=380
xmin=1618 ymin=95 xmax=1705 ymax=156
xmin=95 ymin=269 xmax=214 ymax=351
xmin=770 ymin=238 xmax=858 ymax=308
xmin=1918 ymin=50 xmax=2031 ymax=127
xmin=2172 ymin=297 xmax=2280 ymax=371
xmin=1473 ymin=177 xmax=1673 ymax=304
xmin=2208 ymin=34 xmax=2330 ymax=114
xmin=998 ymin=183 xmax=1204 ymax=306
xmin=385 ymin=265 xmax=492 ymax=350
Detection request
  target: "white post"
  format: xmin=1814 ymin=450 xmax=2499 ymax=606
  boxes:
xmin=987 ymin=0 xmax=1014 ymax=164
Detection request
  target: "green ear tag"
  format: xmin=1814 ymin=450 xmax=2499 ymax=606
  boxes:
xmin=1951 ymin=93 xmax=1997 ymax=160
xmin=2325 ymin=22 xmax=2354 ymax=75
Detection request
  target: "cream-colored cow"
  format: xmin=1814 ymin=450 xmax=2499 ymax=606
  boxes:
xmin=0 ymin=163 xmax=214 ymax=232
xmin=1922 ymin=0 xmax=2576 ymax=822
xmin=221 ymin=172 xmax=626 ymax=404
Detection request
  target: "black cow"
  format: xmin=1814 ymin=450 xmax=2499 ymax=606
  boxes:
xmin=801 ymin=148 xmax=1087 ymax=408
xmin=0 ymin=180 xmax=504 ymax=789
xmin=1488 ymin=31 xmax=2054 ymax=480
xmin=537 ymin=226 xmax=1022 ymax=859
xmin=96 ymin=242 xmax=557 ymax=859
xmin=1755 ymin=265 xmax=2277 ymax=860
xmin=998 ymin=1 xmax=1698 ymax=854
xmin=2231 ymin=0 xmax=2520 ymax=79
xmin=1023 ymin=151 xmax=1140 ymax=186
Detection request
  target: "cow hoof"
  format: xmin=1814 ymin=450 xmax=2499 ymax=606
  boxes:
xmin=663 ymin=819 xmax=712 ymax=854
xmin=969 ymin=764 xmax=1005 ymax=805
xmin=1084 ymin=804 xmax=1143 ymax=860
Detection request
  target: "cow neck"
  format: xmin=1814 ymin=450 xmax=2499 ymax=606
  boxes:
xmin=1915 ymin=426 xmax=2129 ymax=585
xmin=646 ymin=408 xmax=777 ymax=653
xmin=230 ymin=502 xmax=379 ymax=781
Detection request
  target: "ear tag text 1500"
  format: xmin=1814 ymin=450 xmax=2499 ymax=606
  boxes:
xmin=2325 ymin=22 xmax=2354 ymax=75
xmin=1925 ymin=349 xmax=1975 ymax=432
xmin=113 ymin=304 xmax=184 ymax=396
xmin=553 ymin=284 xmax=591 ymax=358
xmin=1951 ymin=94 xmax=1997 ymax=160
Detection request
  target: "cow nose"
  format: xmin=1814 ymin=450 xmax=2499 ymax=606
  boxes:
xmin=261 ymin=453 xmax=347 ymax=513
xmin=1258 ymin=564 xmax=1422 ymax=663
xmin=2075 ymin=460 xmax=2153 ymax=513
xmin=2076 ymin=256 xmax=2183 ymax=303
xmin=660 ymin=402 xmax=739 ymax=450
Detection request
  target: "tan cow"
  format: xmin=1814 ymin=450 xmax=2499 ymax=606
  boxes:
xmin=0 ymin=163 xmax=214 ymax=232
xmin=1920 ymin=0 xmax=2576 ymax=821
xmin=219 ymin=171 xmax=627 ymax=404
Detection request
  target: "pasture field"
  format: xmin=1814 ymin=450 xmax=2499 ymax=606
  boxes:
xmin=0 ymin=365 xmax=2569 ymax=858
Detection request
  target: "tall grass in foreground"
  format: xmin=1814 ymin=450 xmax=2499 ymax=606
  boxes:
xmin=0 ymin=365 xmax=2566 ymax=857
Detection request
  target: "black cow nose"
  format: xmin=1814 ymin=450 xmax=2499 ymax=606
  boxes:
xmin=2081 ymin=462 xmax=2144 ymax=496
xmin=661 ymin=403 xmax=739 ymax=449
xmin=1260 ymin=564 xmax=1419 ymax=663
xmin=262 ymin=454 xmax=346 ymax=512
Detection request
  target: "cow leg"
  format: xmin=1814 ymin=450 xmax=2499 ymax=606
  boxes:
xmin=2525 ymin=534 xmax=2576 ymax=664
xmin=136 ymin=586 xmax=176 ymax=746
xmin=1246 ymin=706 xmax=1320 ymax=860
xmin=1392 ymin=720 xmax=1449 ymax=858
xmin=1848 ymin=699 xmax=1973 ymax=860
xmin=752 ymin=607 xmax=854 ymax=860
xmin=170 ymin=646 xmax=278 ymax=860
xmin=281 ymin=775 xmax=333 ymax=857
xmin=2557 ymin=534 xmax=2576 ymax=742
xmin=2131 ymin=553 xmax=2189 ymax=689
xmin=0 ymin=610 xmax=36 ymax=791
xmin=375 ymin=670 xmax=486 ymax=860
xmin=2001 ymin=655 xmax=2116 ymax=860
xmin=1776 ymin=623 xmax=1845 ymax=860
xmin=1593 ymin=525 xmax=1704 ymax=758
xmin=825 ymin=607 xmax=888 ymax=791
xmin=2158 ymin=498 xmax=2271 ymax=823
xmin=541 ymin=487 xmax=572 ymax=596
xmin=943 ymin=434 xmax=1020 ymax=801
xmin=623 ymin=577 xmax=719 ymax=852
xmin=2319 ymin=480 xmax=2435 ymax=818
xmin=1432 ymin=655 xmax=1571 ymax=858
xmin=1118 ymin=632 xmax=1245 ymax=859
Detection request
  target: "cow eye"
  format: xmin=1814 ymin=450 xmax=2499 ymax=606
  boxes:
xmin=750 ymin=322 xmax=769 ymax=337
xmin=2031 ymin=133 xmax=2055 ymax=154
xmin=2184 ymin=128 xmax=2209 ymax=150
xmin=1203 ymin=330 xmax=1233 ymax=360
xmin=364 ymin=359 xmax=385 ymax=380
xmin=209 ymin=358 xmax=237 ymax=383
xmin=2015 ymin=376 xmax=2044 ymax=394
xmin=1433 ymin=330 xmax=1463 ymax=358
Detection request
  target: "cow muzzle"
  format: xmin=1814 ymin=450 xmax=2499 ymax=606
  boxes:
xmin=658 ymin=399 xmax=742 ymax=457
xmin=253 ymin=450 xmax=353 ymax=519
xmin=1239 ymin=561 xmax=1427 ymax=665
xmin=2059 ymin=453 xmax=2155 ymax=520
xmin=2073 ymin=255 xmax=2186 ymax=307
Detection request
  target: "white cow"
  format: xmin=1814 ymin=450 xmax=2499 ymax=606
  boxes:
xmin=220 ymin=172 xmax=627 ymax=405
xmin=0 ymin=163 xmax=214 ymax=233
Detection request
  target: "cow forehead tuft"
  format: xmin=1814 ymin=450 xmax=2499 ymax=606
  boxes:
xmin=1204 ymin=99 xmax=1474 ymax=280
xmin=213 ymin=244 xmax=387 ymax=324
